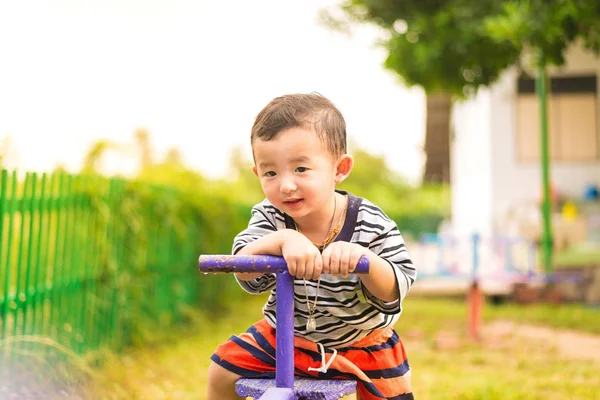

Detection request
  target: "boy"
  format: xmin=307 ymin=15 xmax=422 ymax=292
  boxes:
xmin=207 ymin=93 xmax=416 ymax=400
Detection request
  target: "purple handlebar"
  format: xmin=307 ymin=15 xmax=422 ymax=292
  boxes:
xmin=198 ymin=253 xmax=369 ymax=397
xmin=198 ymin=254 xmax=370 ymax=274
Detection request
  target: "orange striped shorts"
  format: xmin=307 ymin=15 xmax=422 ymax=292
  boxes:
xmin=211 ymin=319 xmax=413 ymax=399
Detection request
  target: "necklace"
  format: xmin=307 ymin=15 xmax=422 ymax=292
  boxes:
xmin=295 ymin=194 xmax=348 ymax=332
xmin=295 ymin=195 xmax=337 ymax=250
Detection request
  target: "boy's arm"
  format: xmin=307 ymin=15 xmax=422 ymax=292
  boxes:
xmin=234 ymin=230 xmax=289 ymax=281
xmin=232 ymin=202 xmax=283 ymax=291
xmin=360 ymin=224 xmax=415 ymax=313
xmin=358 ymin=250 xmax=400 ymax=303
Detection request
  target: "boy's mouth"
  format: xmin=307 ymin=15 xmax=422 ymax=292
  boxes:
xmin=283 ymin=198 xmax=303 ymax=207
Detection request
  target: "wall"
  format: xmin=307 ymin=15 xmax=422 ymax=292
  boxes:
xmin=450 ymin=89 xmax=494 ymax=236
xmin=452 ymin=44 xmax=600 ymax=237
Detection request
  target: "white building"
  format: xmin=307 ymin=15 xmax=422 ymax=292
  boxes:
xmin=451 ymin=44 xmax=600 ymax=242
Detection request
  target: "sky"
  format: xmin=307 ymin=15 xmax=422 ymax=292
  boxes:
xmin=0 ymin=0 xmax=425 ymax=182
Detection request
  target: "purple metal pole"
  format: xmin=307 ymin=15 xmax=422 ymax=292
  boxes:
xmin=199 ymin=254 xmax=369 ymax=274
xmin=199 ymin=254 xmax=289 ymax=273
xmin=275 ymin=269 xmax=295 ymax=390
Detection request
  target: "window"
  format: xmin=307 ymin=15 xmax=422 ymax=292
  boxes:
xmin=516 ymin=75 xmax=598 ymax=162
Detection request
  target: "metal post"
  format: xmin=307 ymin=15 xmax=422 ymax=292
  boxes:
xmin=536 ymin=61 xmax=553 ymax=275
xmin=275 ymin=270 xmax=295 ymax=390
xmin=528 ymin=242 xmax=537 ymax=279
xmin=471 ymin=233 xmax=480 ymax=281
xmin=468 ymin=233 xmax=482 ymax=340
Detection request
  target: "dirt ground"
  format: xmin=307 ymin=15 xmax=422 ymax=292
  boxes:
xmin=427 ymin=319 xmax=600 ymax=362
xmin=482 ymin=320 xmax=600 ymax=362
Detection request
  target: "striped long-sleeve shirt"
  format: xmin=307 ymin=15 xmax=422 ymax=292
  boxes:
xmin=232 ymin=190 xmax=416 ymax=348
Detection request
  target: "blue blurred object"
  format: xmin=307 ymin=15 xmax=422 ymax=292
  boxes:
xmin=583 ymin=184 xmax=599 ymax=201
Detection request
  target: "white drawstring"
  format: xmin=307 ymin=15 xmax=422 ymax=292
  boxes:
xmin=307 ymin=342 xmax=337 ymax=374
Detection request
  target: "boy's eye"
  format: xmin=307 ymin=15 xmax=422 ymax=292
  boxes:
xmin=264 ymin=171 xmax=276 ymax=177
xmin=296 ymin=167 xmax=308 ymax=173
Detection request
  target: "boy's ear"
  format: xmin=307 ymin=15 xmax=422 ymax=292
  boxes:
xmin=252 ymin=166 xmax=258 ymax=176
xmin=334 ymin=154 xmax=354 ymax=184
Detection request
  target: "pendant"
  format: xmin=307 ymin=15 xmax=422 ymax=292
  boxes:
xmin=306 ymin=316 xmax=317 ymax=332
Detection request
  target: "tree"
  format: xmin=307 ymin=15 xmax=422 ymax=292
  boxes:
xmin=134 ymin=128 xmax=154 ymax=170
xmin=327 ymin=0 xmax=598 ymax=93
xmin=484 ymin=1 xmax=599 ymax=66
xmin=325 ymin=0 xmax=600 ymax=270
xmin=324 ymin=0 xmax=599 ymax=179
xmin=339 ymin=148 xmax=411 ymax=208
xmin=82 ymin=139 xmax=118 ymax=175
xmin=80 ymin=130 xmax=207 ymax=193
xmin=324 ymin=1 xmax=524 ymax=183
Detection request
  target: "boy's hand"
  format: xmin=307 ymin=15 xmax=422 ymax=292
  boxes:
xmin=281 ymin=230 xmax=323 ymax=280
xmin=322 ymin=242 xmax=369 ymax=278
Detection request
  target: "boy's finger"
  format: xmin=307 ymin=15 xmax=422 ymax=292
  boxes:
xmin=349 ymin=253 xmax=361 ymax=273
xmin=341 ymin=252 xmax=351 ymax=278
xmin=312 ymin=254 xmax=323 ymax=280
xmin=329 ymin=248 xmax=341 ymax=276
xmin=286 ymin=259 xmax=296 ymax=277
xmin=304 ymin=258 xmax=314 ymax=280
xmin=295 ymin=259 xmax=306 ymax=279
xmin=321 ymin=250 xmax=330 ymax=274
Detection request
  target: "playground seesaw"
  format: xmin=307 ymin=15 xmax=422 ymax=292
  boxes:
xmin=198 ymin=254 xmax=370 ymax=400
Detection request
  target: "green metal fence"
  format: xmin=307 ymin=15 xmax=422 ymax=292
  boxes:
xmin=0 ymin=169 xmax=211 ymax=363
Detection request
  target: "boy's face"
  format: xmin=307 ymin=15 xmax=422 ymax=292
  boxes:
xmin=252 ymin=126 xmax=345 ymax=222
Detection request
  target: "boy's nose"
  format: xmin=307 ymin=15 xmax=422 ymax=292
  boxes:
xmin=280 ymin=177 xmax=296 ymax=193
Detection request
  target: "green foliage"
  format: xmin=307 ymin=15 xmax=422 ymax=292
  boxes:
xmin=224 ymin=146 xmax=265 ymax=206
xmin=97 ymin=176 xmax=254 ymax=346
xmin=337 ymin=149 xmax=450 ymax=237
xmin=484 ymin=0 xmax=600 ymax=65
xmin=81 ymin=140 xmax=119 ymax=175
xmin=340 ymin=148 xmax=411 ymax=196
xmin=101 ymin=178 xmax=250 ymax=347
xmin=326 ymin=0 xmax=600 ymax=96
xmin=340 ymin=149 xmax=450 ymax=215
xmin=387 ymin=185 xmax=449 ymax=238
xmin=326 ymin=0 xmax=519 ymax=96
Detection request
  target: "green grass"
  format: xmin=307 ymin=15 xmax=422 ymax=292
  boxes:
xmin=405 ymin=295 xmax=600 ymax=335
xmin=484 ymin=300 xmax=600 ymax=334
xmin=554 ymin=244 xmax=600 ymax=268
xmin=408 ymin=340 xmax=599 ymax=400
xmin=398 ymin=297 xmax=600 ymax=399
xmin=89 ymin=299 xmax=269 ymax=399
xmin=84 ymin=295 xmax=600 ymax=399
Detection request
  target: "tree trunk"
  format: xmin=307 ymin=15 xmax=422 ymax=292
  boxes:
xmin=422 ymin=94 xmax=451 ymax=183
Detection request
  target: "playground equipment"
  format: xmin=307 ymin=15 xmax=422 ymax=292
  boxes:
xmin=414 ymin=232 xmax=589 ymax=338
xmin=198 ymin=254 xmax=370 ymax=400
xmin=415 ymin=232 xmax=586 ymax=287
xmin=416 ymin=233 xmax=539 ymax=283
xmin=416 ymin=233 xmax=538 ymax=340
